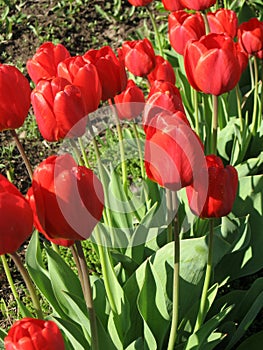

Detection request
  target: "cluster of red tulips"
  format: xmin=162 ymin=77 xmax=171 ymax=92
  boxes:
xmin=1 ymin=0 xmax=263 ymax=348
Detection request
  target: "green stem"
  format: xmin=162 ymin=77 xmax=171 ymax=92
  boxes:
xmin=202 ymin=12 xmax=210 ymax=34
xmin=193 ymin=88 xmax=200 ymax=136
xmin=69 ymin=139 xmax=84 ymax=166
xmin=51 ymin=242 xmax=60 ymax=255
xmin=235 ymin=85 xmax=243 ymax=132
xmin=145 ymin=5 xmax=164 ymax=57
xmin=70 ymin=245 xmax=84 ymax=292
xmin=223 ymin=0 xmax=227 ymax=9
xmin=1 ymin=254 xmax=19 ymax=300
xmin=78 ymin=137 xmax=91 ymax=168
xmin=10 ymin=252 xmax=43 ymax=319
xmin=249 ymin=57 xmax=255 ymax=88
xmin=167 ymin=209 xmax=180 ymax=350
xmin=212 ymin=95 xmax=218 ymax=154
xmin=74 ymin=241 xmax=99 ymax=350
xmin=251 ymin=57 xmax=259 ymax=136
xmin=10 ymin=129 xmax=33 ymax=180
xmin=132 ymin=122 xmax=145 ymax=180
xmin=194 ymin=219 xmax=214 ymax=332
xmin=110 ymin=99 xmax=128 ymax=194
xmin=166 ymin=189 xmax=174 ymax=242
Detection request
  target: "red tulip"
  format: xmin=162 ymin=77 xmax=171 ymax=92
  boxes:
xmin=237 ymin=18 xmax=263 ymax=55
xmin=186 ymin=155 xmax=238 ymax=218
xmin=31 ymin=77 xmax=86 ymax=141
xmin=143 ymin=81 xmax=187 ymax=131
xmin=184 ymin=33 xmax=243 ymax=95
xmin=180 ymin=0 xmax=216 ymax=11
xmin=26 ymin=187 xmax=75 ymax=247
xmin=162 ymin=0 xmax=184 ymax=11
xmin=147 ymin=55 xmax=176 ymax=85
xmin=207 ymin=9 xmax=238 ymax=38
xmin=114 ymin=79 xmax=145 ymax=120
xmin=121 ymin=38 xmax=156 ymax=77
xmin=144 ymin=112 xmax=205 ymax=191
xmin=27 ymin=42 xmax=70 ymax=84
xmin=57 ymin=56 xmax=102 ymax=115
xmin=29 ymin=154 xmax=104 ymax=241
xmin=4 ymin=317 xmax=65 ymax=350
xmin=0 ymin=64 xmax=31 ymax=131
xmin=84 ymin=46 xmax=127 ymax=101
xmin=0 ymin=174 xmax=33 ymax=255
xmin=127 ymin=0 xmax=153 ymax=6
xmin=168 ymin=11 xmax=205 ymax=55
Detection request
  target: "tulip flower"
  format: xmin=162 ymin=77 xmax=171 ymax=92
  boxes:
xmin=180 ymin=0 xmax=216 ymax=11
xmin=27 ymin=42 xmax=70 ymax=84
xmin=4 ymin=317 xmax=65 ymax=350
xmin=127 ymin=0 xmax=153 ymax=6
xmin=162 ymin=0 xmax=184 ymax=11
xmin=147 ymin=55 xmax=176 ymax=85
xmin=207 ymin=9 xmax=238 ymax=39
xmin=168 ymin=11 xmax=205 ymax=55
xmin=0 ymin=64 xmax=31 ymax=131
xmin=29 ymin=154 xmax=104 ymax=241
xmin=31 ymin=77 xmax=86 ymax=142
xmin=84 ymin=46 xmax=127 ymax=101
xmin=143 ymin=80 xmax=187 ymax=131
xmin=0 ymin=174 xmax=33 ymax=255
xmin=114 ymin=79 xmax=145 ymax=120
xmin=184 ymin=33 xmax=243 ymax=95
xmin=144 ymin=112 xmax=205 ymax=191
xmin=237 ymin=18 xmax=263 ymax=55
xmin=186 ymin=155 xmax=238 ymax=218
xmin=121 ymin=38 xmax=156 ymax=77
xmin=57 ymin=55 xmax=102 ymax=115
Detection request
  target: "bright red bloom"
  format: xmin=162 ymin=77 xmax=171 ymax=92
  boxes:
xmin=121 ymin=38 xmax=156 ymax=77
xmin=162 ymin=0 xmax=184 ymax=11
xmin=4 ymin=317 xmax=65 ymax=350
xmin=168 ymin=11 xmax=205 ymax=55
xmin=237 ymin=18 xmax=263 ymax=55
xmin=186 ymin=155 xmax=238 ymax=218
xmin=26 ymin=187 xmax=75 ymax=247
xmin=207 ymin=9 xmax=238 ymax=38
xmin=57 ymin=56 xmax=102 ymax=115
xmin=84 ymin=46 xmax=127 ymax=101
xmin=29 ymin=154 xmax=104 ymax=241
xmin=31 ymin=77 xmax=86 ymax=141
xmin=180 ymin=0 xmax=216 ymax=11
xmin=184 ymin=33 xmax=243 ymax=95
xmin=0 ymin=64 xmax=31 ymax=131
xmin=114 ymin=79 xmax=145 ymax=120
xmin=27 ymin=42 xmax=70 ymax=84
xmin=143 ymin=80 xmax=187 ymax=131
xmin=147 ymin=55 xmax=176 ymax=85
xmin=0 ymin=174 xmax=33 ymax=255
xmin=127 ymin=0 xmax=153 ymax=6
xmin=145 ymin=112 xmax=205 ymax=191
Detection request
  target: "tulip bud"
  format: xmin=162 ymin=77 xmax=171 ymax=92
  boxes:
xmin=27 ymin=42 xmax=70 ymax=84
xmin=127 ymin=0 xmax=153 ymax=6
xmin=207 ymin=9 xmax=238 ymax=38
xmin=147 ymin=55 xmax=176 ymax=86
xmin=187 ymin=155 xmax=238 ymax=218
xmin=180 ymin=0 xmax=216 ymax=11
xmin=4 ymin=318 xmax=65 ymax=350
xmin=0 ymin=64 xmax=31 ymax=131
xmin=0 ymin=174 xmax=33 ymax=255
xmin=237 ymin=18 xmax=263 ymax=56
xmin=162 ymin=0 xmax=184 ymax=11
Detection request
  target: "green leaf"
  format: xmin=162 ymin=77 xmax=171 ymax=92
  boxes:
xmin=125 ymin=338 xmax=144 ymax=350
xmin=0 ymin=327 xmax=7 ymax=343
xmin=235 ymin=152 xmax=263 ymax=177
xmin=137 ymin=261 xmax=170 ymax=349
xmin=236 ymin=330 xmax=263 ymax=350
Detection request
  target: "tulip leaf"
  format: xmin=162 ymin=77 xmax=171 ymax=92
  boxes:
xmin=0 ymin=327 xmax=6 ymax=343
xmin=137 ymin=261 xmax=170 ymax=349
xmin=90 ymin=275 xmax=109 ymax=329
xmin=25 ymin=231 xmax=64 ymax=315
xmin=125 ymin=338 xmax=144 ymax=350
xmin=236 ymin=330 xmax=263 ymax=350
xmin=235 ymin=151 xmax=263 ymax=177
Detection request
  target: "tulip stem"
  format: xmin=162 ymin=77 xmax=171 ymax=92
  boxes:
xmin=74 ymin=241 xmax=99 ymax=350
xmin=212 ymin=95 xmax=218 ymax=154
xmin=10 ymin=252 xmax=43 ymax=319
xmin=193 ymin=88 xmax=200 ymax=136
xmin=251 ymin=57 xmax=259 ymax=136
xmin=146 ymin=5 xmax=164 ymax=57
xmin=10 ymin=129 xmax=33 ymax=180
xmin=132 ymin=122 xmax=146 ymax=180
xmin=78 ymin=137 xmax=91 ymax=168
xmin=69 ymin=139 xmax=84 ymax=166
xmin=235 ymin=85 xmax=243 ymax=132
xmin=167 ymin=207 xmax=180 ymax=350
xmin=70 ymin=245 xmax=84 ymax=292
xmin=166 ymin=189 xmax=174 ymax=242
xmin=110 ymin=99 xmax=128 ymax=194
xmin=1 ymin=254 xmax=20 ymax=301
xmin=194 ymin=219 xmax=214 ymax=332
